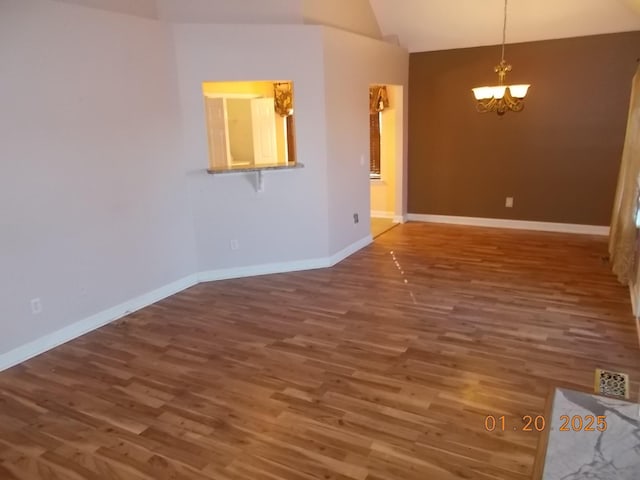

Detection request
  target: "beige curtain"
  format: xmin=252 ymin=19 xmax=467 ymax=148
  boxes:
xmin=609 ymin=65 xmax=640 ymax=284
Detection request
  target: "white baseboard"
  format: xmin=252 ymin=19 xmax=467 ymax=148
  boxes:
xmin=328 ymin=235 xmax=372 ymax=266
xmin=371 ymin=210 xmax=394 ymax=219
xmin=198 ymin=258 xmax=329 ymax=282
xmin=199 ymin=235 xmax=372 ymax=282
xmin=407 ymin=214 xmax=610 ymax=236
xmin=0 ymin=274 xmax=198 ymax=372
xmin=0 ymin=236 xmax=372 ymax=372
xmin=372 ymin=211 xmax=405 ymax=224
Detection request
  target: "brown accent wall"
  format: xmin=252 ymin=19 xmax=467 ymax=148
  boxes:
xmin=408 ymin=31 xmax=640 ymax=225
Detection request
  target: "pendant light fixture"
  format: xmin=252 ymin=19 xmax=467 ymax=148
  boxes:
xmin=472 ymin=0 xmax=530 ymax=115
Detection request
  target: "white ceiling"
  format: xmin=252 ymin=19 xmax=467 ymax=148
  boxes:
xmin=369 ymin=0 xmax=640 ymax=52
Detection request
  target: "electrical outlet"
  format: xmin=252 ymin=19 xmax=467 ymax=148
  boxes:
xmin=230 ymin=239 xmax=240 ymax=251
xmin=30 ymin=298 xmax=42 ymax=315
xmin=353 ymin=213 xmax=359 ymax=224
xmin=505 ymin=197 xmax=514 ymax=208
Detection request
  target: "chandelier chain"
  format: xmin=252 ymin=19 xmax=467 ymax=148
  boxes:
xmin=501 ymin=0 xmax=508 ymax=63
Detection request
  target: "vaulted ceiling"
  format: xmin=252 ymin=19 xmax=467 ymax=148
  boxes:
xmin=369 ymin=0 xmax=640 ymax=52
xmin=52 ymin=0 xmax=640 ymax=53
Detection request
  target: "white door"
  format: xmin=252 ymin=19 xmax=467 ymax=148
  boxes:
xmin=205 ymin=97 xmax=230 ymax=169
xmin=251 ymin=98 xmax=278 ymax=165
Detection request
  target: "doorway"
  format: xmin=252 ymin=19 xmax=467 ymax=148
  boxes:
xmin=369 ymin=84 xmax=404 ymax=238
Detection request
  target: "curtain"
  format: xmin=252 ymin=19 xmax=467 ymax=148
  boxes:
xmin=370 ymin=112 xmax=381 ymax=175
xmin=369 ymin=86 xmax=389 ymax=176
xmin=609 ymin=65 xmax=640 ymax=284
xmin=369 ymin=85 xmax=389 ymax=114
xmin=274 ymin=82 xmax=293 ymax=117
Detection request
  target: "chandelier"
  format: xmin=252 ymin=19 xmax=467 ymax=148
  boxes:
xmin=472 ymin=0 xmax=530 ymax=115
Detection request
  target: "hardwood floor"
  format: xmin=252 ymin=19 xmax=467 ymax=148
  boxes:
xmin=0 ymin=223 xmax=638 ymax=480
xmin=370 ymin=218 xmax=397 ymax=238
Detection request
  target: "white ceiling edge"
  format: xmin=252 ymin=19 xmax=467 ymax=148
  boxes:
xmin=51 ymin=0 xmax=158 ymax=19
xmin=48 ymin=0 xmax=383 ymax=41
xmin=370 ymin=0 xmax=640 ymax=53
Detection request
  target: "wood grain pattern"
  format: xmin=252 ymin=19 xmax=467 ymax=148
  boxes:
xmin=0 ymin=223 xmax=638 ymax=479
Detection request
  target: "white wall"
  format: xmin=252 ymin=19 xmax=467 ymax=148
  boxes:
xmin=157 ymin=0 xmax=303 ymax=24
xmin=0 ymin=1 xmax=408 ymax=366
xmin=303 ymin=0 xmax=382 ymax=39
xmin=52 ymin=0 xmax=158 ymax=19
xmin=0 ymin=0 xmax=196 ymax=356
xmin=157 ymin=0 xmax=383 ymax=39
xmin=322 ymin=27 xmax=408 ymax=254
xmin=171 ymin=24 xmax=330 ymax=271
xmin=624 ymin=0 xmax=640 ymax=15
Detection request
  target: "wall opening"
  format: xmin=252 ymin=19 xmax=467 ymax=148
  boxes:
xmin=202 ymin=80 xmax=297 ymax=171
xmin=370 ymin=84 xmax=404 ymax=237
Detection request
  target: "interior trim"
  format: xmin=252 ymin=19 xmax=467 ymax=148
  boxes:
xmin=0 ymin=235 xmax=372 ymax=372
xmin=407 ymin=214 xmax=610 ymax=236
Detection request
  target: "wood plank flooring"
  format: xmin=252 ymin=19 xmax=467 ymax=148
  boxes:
xmin=370 ymin=218 xmax=397 ymax=238
xmin=0 ymin=223 xmax=638 ymax=480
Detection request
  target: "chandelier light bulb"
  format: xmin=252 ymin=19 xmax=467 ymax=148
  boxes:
xmin=509 ymin=84 xmax=530 ymax=99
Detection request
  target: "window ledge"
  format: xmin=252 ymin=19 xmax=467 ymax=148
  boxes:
xmin=207 ymin=163 xmax=304 ymax=175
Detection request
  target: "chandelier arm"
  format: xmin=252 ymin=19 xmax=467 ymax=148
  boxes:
xmin=504 ymin=91 xmax=525 ymax=112
xmin=476 ymin=98 xmax=497 ymax=113
xmin=475 ymin=93 xmax=524 ymax=115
